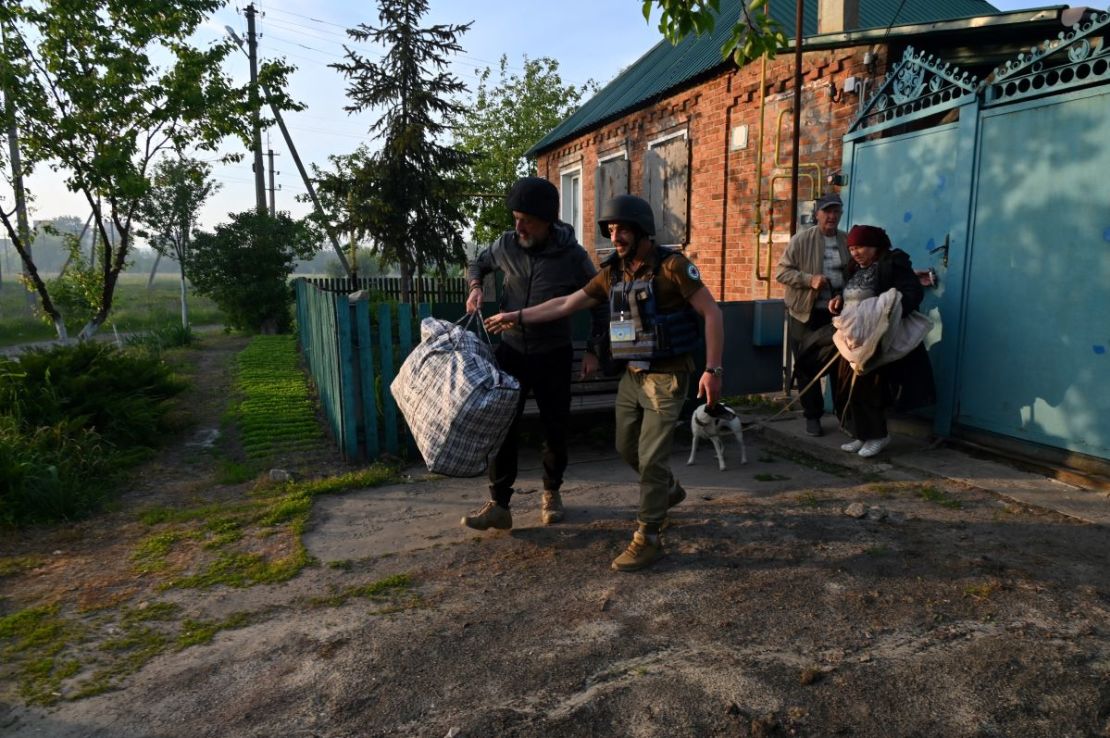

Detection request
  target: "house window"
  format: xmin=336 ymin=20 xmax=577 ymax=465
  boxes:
xmin=643 ymin=130 xmax=690 ymax=246
xmin=595 ymin=150 xmax=629 ymax=254
xmin=560 ymin=167 xmax=582 ymax=241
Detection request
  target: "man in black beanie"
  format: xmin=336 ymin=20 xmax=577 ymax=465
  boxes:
xmin=462 ymin=176 xmax=608 ymax=531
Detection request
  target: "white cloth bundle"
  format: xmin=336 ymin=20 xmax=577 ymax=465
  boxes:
xmin=833 ymin=288 xmax=932 ymax=375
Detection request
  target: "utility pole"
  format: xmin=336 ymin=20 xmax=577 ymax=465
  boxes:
xmin=267 ymin=147 xmax=279 ymax=216
xmin=225 ymin=27 xmax=352 ymax=276
xmin=246 ymin=3 xmax=267 ymax=214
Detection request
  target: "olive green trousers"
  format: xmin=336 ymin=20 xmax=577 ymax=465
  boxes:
xmin=614 ymin=369 xmax=690 ymax=530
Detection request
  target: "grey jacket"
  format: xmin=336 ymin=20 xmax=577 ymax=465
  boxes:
xmin=776 ymin=226 xmax=849 ymax=323
xmin=467 ymin=221 xmax=608 ymax=354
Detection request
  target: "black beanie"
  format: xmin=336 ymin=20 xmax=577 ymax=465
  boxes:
xmin=506 ymin=176 xmax=559 ymax=223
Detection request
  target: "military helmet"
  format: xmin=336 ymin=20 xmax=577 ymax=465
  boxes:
xmin=597 ymin=195 xmax=655 ymax=238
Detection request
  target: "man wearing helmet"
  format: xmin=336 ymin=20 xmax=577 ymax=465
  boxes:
xmin=461 ymin=176 xmax=608 ymax=533
xmin=485 ymin=195 xmax=724 ymax=572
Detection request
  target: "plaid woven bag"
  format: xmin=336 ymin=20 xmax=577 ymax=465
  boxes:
xmin=391 ymin=316 xmax=520 ymax=477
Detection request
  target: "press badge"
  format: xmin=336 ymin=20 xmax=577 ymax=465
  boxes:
xmin=610 ymin=318 xmax=636 ymax=343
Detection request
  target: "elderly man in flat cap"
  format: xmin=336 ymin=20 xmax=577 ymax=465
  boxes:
xmin=776 ymin=192 xmax=850 ymax=437
xmin=461 ymin=176 xmax=608 ymax=532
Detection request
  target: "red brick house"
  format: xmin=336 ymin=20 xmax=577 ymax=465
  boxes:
xmin=527 ymin=0 xmax=1064 ymax=302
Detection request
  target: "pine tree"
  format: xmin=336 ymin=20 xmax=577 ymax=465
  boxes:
xmin=331 ymin=0 xmax=474 ymax=302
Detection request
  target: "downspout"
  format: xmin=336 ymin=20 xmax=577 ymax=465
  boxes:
xmin=789 ymin=0 xmax=804 ymax=241
xmin=753 ymin=56 xmax=768 ymax=298
xmin=718 ymin=71 xmax=735 ymax=301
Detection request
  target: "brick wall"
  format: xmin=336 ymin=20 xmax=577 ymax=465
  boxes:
xmin=535 ymin=46 xmax=887 ymax=302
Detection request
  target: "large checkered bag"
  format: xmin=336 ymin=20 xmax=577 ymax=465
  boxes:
xmin=391 ymin=315 xmax=520 ymax=477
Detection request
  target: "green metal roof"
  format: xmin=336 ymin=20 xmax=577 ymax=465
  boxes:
xmin=528 ymin=0 xmax=1001 ymax=155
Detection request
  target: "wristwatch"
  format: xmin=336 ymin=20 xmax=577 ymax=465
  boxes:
xmin=704 ymin=366 xmax=724 ymax=377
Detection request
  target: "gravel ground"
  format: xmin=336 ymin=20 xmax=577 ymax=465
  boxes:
xmin=4 ymin=428 xmax=1109 ymax=738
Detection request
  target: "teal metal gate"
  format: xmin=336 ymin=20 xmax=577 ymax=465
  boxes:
xmin=843 ymin=11 xmax=1110 ymax=461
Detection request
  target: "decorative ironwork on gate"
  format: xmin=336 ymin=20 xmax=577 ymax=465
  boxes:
xmin=846 ymin=46 xmax=979 ymax=141
xmin=983 ymin=7 xmax=1110 ymax=106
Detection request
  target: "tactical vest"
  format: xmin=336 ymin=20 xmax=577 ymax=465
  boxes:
xmin=606 ymin=247 xmax=700 ymax=362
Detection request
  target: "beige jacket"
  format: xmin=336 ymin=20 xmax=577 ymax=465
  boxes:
xmin=775 ymin=226 xmax=849 ymax=322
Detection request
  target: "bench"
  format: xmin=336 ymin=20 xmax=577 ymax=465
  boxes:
xmin=521 ymin=341 xmax=620 ymax=417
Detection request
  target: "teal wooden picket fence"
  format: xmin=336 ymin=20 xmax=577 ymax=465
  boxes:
xmin=294 ymin=278 xmax=467 ymax=461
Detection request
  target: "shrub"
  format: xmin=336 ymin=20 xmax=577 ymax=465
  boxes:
xmin=188 ymin=211 xmax=317 ymax=334
xmin=2 ymin=342 xmax=185 ymax=447
xmin=0 ymin=417 xmax=115 ymax=525
xmin=0 ymin=343 xmax=186 ymax=525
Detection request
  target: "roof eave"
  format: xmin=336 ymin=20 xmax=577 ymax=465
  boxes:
xmin=529 ymin=7 xmax=1067 ymax=157
xmin=802 ymin=7 xmax=1065 ymax=50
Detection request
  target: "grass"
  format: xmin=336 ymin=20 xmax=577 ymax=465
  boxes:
xmin=0 ymin=603 xmax=88 ymax=704
xmin=0 ymin=556 xmax=43 ymax=578
xmin=723 ymin=393 xmax=792 ymax=413
xmin=796 ymin=492 xmax=823 ymax=508
xmin=754 ymin=473 xmax=791 ymax=482
xmin=916 ymin=485 xmax=963 ymax=509
xmin=1 ymin=464 xmax=406 ymax=705
xmin=231 ymin=335 xmax=324 ymax=459
xmin=0 ymin=274 xmax=224 ymax=347
xmin=306 ymin=573 xmax=416 ymax=608
xmin=963 ymin=580 xmax=1001 ymax=601
xmin=0 ymin=333 xmax=408 ymax=706
xmin=135 ymin=466 xmax=402 ymax=591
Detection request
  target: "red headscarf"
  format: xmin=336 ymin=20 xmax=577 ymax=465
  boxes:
xmin=847 ymin=225 xmax=892 ymax=251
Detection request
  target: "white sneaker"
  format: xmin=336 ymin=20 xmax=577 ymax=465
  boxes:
xmin=858 ymin=437 xmax=891 ymax=458
xmin=840 ymin=439 xmax=863 ymax=453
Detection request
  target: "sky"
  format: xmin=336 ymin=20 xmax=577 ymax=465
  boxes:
xmin=10 ymin=0 xmax=1052 ymax=238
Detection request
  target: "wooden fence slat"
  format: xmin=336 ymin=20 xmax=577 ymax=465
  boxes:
xmin=377 ymin=303 xmax=399 ymax=455
xmin=335 ymin=295 xmax=358 ymax=460
xmin=396 ymin=305 xmax=416 ymax=455
xmin=354 ymin=299 xmax=379 ymax=459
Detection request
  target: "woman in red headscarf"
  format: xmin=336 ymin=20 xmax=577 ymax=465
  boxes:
xmin=828 ymin=225 xmax=936 ymax=457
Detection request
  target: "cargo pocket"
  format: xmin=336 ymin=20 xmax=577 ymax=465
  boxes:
xmin=640 ymin=372 xmax=686 ymax=419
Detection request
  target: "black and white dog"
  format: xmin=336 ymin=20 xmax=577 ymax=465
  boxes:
xmin=686 ymin=402 xmax=747 ymax=471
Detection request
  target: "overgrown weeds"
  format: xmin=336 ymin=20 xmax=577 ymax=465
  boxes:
xmin=0 ymin=342 xmax=185 ymax=525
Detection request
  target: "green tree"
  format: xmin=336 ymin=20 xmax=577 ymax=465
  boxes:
xmin=188 ymin=210 xmax=316 ymax=334
xmin=649 ymin=0 xmax=788 ymax=66
xmin=0 ymin=0 xmax=297 ymax=341
xmin=454 ymin=56 xmax=597 ymax=246
xmin=329 ymin=0 xmax=474 ymax=302
xmin=136 ymin=155 xmax=221 ymax=329
xmin=303 ymin=145 xmax=375 ymax=275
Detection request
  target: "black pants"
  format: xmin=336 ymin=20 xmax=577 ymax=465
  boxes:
xmin=788 ymin=309 xmax=836 ymax=420
xmin=834 ymin=358 xmax=889 ymax=441
xmin=488 ymin=342 xmax=573 ymax=508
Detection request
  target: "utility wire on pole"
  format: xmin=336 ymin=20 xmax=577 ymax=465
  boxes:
xmin=225 ymin=27 xmax=352 ymax=276
xmin=246 ymin=4 xmax=267 ymax=214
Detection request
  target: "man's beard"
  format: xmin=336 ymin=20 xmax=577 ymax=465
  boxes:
xmin=518 ymin=232 xmax=546 ymax=249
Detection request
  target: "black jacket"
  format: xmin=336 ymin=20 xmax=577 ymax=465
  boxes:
xmin=855 ymin=248 xmax=935 ymax=411
xmin=467 ymin=222 xmax=608 ymax=354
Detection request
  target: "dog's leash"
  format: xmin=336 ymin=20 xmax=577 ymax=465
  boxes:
xmin=735 ymin=352 xmax=843 ymax=433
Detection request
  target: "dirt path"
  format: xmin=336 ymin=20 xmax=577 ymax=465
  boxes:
xmin=3 ymin=338 xmax=1110 ymax=737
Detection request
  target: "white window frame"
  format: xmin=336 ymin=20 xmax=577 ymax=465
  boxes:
xmin=559 ymin=165 xmax=583 ymax=240
xmin=646 ymin=129 xmax=689 ymax=151
xmin=594 ymin=149 xmax=629 ymax=259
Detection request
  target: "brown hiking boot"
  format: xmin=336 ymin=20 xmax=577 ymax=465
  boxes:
xmin=541 ymin=490 xmax=564 ymax=525
xmin=460 ymin=501 xmax=512 ymax=531
xmin=611 ymin=529 xmax=664 ymax=572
